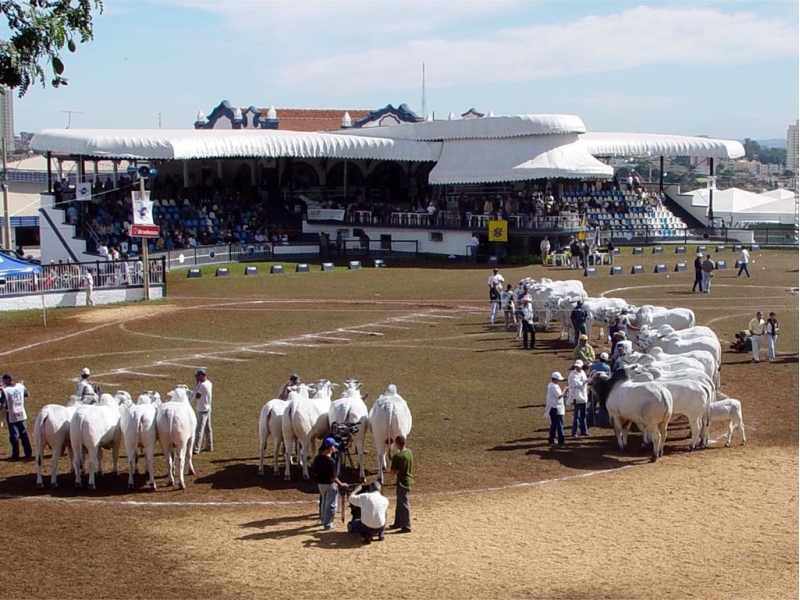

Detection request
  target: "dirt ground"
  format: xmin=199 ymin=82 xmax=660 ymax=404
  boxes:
xmin=0 ymin=249 xmax=797 ymax=599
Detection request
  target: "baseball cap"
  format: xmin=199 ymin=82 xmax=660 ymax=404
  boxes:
xmin=551 ymin=371 xmax=564 ymax=381
xmin=81 ymin=368 xmax=91 ymax=377
xmin=599 ymin=352 xmax=610 ymax=361
xmin=573 ymin=359 xmax=584 ymax=368
xmin=289 ymin=373 xmax=299 ymax=381
xmin=321 ymin=437 xmax=338 ymax=449
xmin=2 ymin=373 xmax=11 ymax=380
xmin=195 ymin=369 xmax=206 ymax=377
xmin=579 ymin=334 xmax=589 ymax=341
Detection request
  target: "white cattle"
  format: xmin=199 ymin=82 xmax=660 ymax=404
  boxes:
xmin=552 ymin=296 xmax=631 ymax=341
xmin=156 ymin=386 xmax=197 ymax=489
xmin=70 ymin=392 xmax=126 ymax=490
xmin=120 ymin=393 xmax=161 ymax=490
xmin=282 ymin=381 xmax=334 ymax=480
xmin=328 ymin=380 xmax=369 ymax=481
xmin=649 ymin=324 xmax=716 ymax=340
xmin=589 ymin=370 xmax=673 ymax=462
xmin=707 ymin=399 xmax=746 ymax=447
xmin=258 ymin=398 xmax=288 ymax=476
xmin=632 ymin=305 xmax=695 ymax=330
xmin=369 ymin=384 xmax=413 ymax=482
xmin=520 ymin=277 xmax=587 ymax=326
xmin=644 ymin=347 xmax=720 ymax=386
xmin=627 ymin=366 xmax=714 ymax=450
xmin=637 ymin=328 xmax=722 ymax=368
xmin=33 ymin=395 xmax=84 ymax=488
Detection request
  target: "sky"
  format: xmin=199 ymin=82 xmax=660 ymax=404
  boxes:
xmin=11 ymin=0 xmax=800 ymax=140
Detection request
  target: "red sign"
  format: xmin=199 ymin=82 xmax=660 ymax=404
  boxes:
xmin=130 ymin=224 xmax=160 ymax=238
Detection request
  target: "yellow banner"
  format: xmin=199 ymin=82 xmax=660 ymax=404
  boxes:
xmin=488 ymin=220 xmax=508 ymax=242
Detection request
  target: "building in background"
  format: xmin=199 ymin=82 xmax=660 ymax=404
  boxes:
xmin=0 ymin=87 xmax=14 ymax=154
xmin=787 ymin=119 xmax=799 ymax=174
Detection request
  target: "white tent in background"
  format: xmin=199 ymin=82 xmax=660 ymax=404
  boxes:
xmin=684 ymin=187 xmax=796 ymax=226
xmin=760 ymin=188 xmax=796 ymax=201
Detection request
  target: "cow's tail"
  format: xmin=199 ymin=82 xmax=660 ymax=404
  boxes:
xmin=385 ymin=401 xmax=396 ymax=449
xmin=34 ymin=408 xmax=48 ymax=466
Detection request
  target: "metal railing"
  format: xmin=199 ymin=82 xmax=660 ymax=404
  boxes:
xmin=0 ymin=257 xmax=167 ymax=297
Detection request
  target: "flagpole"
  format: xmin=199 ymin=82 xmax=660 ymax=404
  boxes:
xmin=139 ymin=176 xmax=150 ymax=301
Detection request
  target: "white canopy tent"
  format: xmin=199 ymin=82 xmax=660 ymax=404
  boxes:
xmin=685 ymin=187 xmax=795 ymax=225
xmin=578 ymin=132 xmax=745 ymax=159
xmin=760 ymin=188 xmax=796 ymax=201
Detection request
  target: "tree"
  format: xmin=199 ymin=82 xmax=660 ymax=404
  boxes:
xmin=742 ymin=138 xmax=760 ymax=161
xmin=0 ymin=1 xmax=103 ymax=96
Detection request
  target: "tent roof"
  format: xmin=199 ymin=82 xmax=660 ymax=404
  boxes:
xmin=0 ymin=251 xmax=40 ymax=277
xmin=339 ymin=114 xmax=587 ymax=141
xmin=685 ymin=187 xmax=790 ymax=213
xmin=760 ymin=188 xmax=796 ymax=201
xmin=30 ymin=128 xmax=441 ymax=162
xmin=6 ymin=191 xmax=41 ymax=217
xmin=428 ymin=134 xmax=613 ymax=184
xmin=578 ymin=132 xmax=745 ymax=159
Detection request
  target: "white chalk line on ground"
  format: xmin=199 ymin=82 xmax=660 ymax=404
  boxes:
xmin=0 ymin=463 xmax=639 ymax=508
xmin=0 ymin=320 xmax=125 ymax=358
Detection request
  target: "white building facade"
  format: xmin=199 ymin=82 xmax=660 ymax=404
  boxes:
xmin=0 ymin=87 xmax=14 ymax=154
xmin=787 ymin=119 xmax=799 ymax=174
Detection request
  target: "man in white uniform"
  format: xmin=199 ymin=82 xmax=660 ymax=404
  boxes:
xmin=487 ymin=268 xmax=505 ymax=324
xmin=348 ymin=481 xmax=390 ymax=544
xmin=75 ymin=367 xmax=95 ymax=399
xmin=0 ymin=373 xmax=32 ymax=460
xmin=84 ymin=269 xmax=95 ymax=306
xmin=748 ymin=310 xmax=766 ymax=363
xmin=192 ymin=369 xmax=213 ymax=454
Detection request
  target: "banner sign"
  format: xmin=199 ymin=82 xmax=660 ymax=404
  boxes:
xmin=132 ymin=190 xmax=154 ymax=225
xmin=130 ymin=224 xmax=160 ymax=238
xmin=307 ymin=208 xmax=345 ymax=222
xmin=488 ymin=219 xmax=508 ymax=242
xmin=76 ymin=183 xmax=92 ymax=202
xmin=706 ymin=176 xmax=717 ymax=191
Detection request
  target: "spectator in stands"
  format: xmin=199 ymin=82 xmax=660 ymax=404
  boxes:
xmin=66 ymin=203 xmax=78 ymax=225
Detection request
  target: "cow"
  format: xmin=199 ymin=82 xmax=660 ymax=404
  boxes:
xmin=707 ymin=399 xmax=746 ymax=447
xmin=627 ymin=365 xmax=714 ymax=450
xmin=328 ymin=380 xmax=369 ymax=481
xmin=589 ymin=370 xmax=673 ymax=462
xmin=369 ymin=384 xmax=413 ymax=482
xmin=33 ymin=395 xmax=84 ymax=488
xmin=70 ymin=392 xmax=127 ymax=490
xmin=258 ymin=398 xmax=288 ymax=476
xmin=156 ymin=386 xmax=197 ymax=490
xmin=282 ymin=381 xmax=334 ymax=481
xmin=120 ymin=392 xmax=161 ymax=490
xmin=631 ymin=305 xmax=695 ymax=330
xmin=636 ymin=327 xmax=722 ymax=369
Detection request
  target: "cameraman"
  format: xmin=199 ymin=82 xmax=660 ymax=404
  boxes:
xmin=311 ymin=437 xmax=348 ymax=531
xmin=348 ymin=481 xmax=390 ymax=544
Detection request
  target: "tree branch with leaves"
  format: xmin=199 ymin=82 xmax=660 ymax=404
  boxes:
xmin=0 ymin=0 xmax=103 ymax=96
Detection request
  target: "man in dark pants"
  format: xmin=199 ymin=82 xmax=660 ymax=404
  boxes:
xmin=0 ymin=373 xmax=32 ymax=460
xmin=570 ymin=301 xmax=588 ymax=344
xmin=692 ymin=252 xmax=703 ymax=292
xmin=348 ymin=481 xmax=389 ymax=544
xmin=389 ymin=435 xmax=414 ymax=533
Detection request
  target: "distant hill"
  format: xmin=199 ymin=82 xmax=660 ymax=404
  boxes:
xmin=752 ymin=138 xmax=786 ymax=149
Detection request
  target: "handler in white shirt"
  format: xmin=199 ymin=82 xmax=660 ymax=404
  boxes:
xmin=748 ymin=311 xmax=766 ymax=363
xmin=192 ymin=369 xmax=213 ymax=454
xmin=544 ymin=372 xmax=566 ymax=445
xmin=487 ymin=268 xmax=505 ymax=324
xmin=348 ymin=481 xmax=390 ymax=544
xmin=568 ymin=360 xmax=589 ymax=437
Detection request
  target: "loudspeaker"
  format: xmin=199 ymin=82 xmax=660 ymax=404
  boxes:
xmin=610 ymin=266 xmax=623 ymax=275
xmin=715 ymin=245 xmax=726 ymax=253
xmin=270 ymin=265 xmax=284 ymax=274
xmin=321 ymin=263 xmax=335 ymax=272
xmin=652 ymin=246 xmax=663 ymax=254
xmin=750 ymin=244 xmax=760 ymax=252
xmin=632 ymin=247 xmax=644 ymax=255
xmin=244 ymin=266 xmax=258 ymax=275
xmin=296 ymin=264 xmax=310 ymax=273
xmin=348 ymin=261 xmax=362 ymax=270
xmin=674 ymin=262 xmax=687 ymax=272
xmin=583 ymin=267 xmax=597 ymax=277
xmin=675 ymin=246 xmax=686 ymax=254
xmin=187 ymin=268 xmax=201 ymax=278
xmin=715 ymin=260 xmax=727 ymax=269
xmin=215 ymin=268 xmax=229 ymax=277
xmin=631 ymin=265 xmax=644 ymax=275
xmin=654 ymin=264 xmax=667 ymax=273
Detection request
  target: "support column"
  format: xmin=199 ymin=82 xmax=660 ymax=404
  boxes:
xmin=112 ymin=161 xmax=119 ymax=187
xmin=251 ymin=159 xmax=257 ymax=186
xmin=93 ymin=160 xmax=99 ymax=183
xmin=183 ymin=161 xmax=189 ymax=188
xmin=708 ymin=158 xmax=715 ymax=227
xmin=659 ymin=155 xmax=664 ymax=195
xmin=217 ymin=160 xmax=223 ymax=179
xmin=77 ymin=158 xmax=84 ymax=184
xmin=46 ymin=151 xmax=53 ymax=193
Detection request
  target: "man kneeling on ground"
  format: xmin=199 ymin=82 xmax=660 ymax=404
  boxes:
xmin=731 ymin=330 xmax=752 ymax=353
xmin=348 ymin=481 xmax=390 ymax=544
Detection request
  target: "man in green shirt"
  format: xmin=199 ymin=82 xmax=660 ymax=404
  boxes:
xmin=389 ymin=435 xmax=414 ymax=533
xmin=573 ymin=334 xmax=596 ymax=364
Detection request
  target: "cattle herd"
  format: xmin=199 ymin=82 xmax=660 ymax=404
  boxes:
xmin=28 ymin=275 xmax=746 ymax=492
xmin=514 ymin=277 xmax=745 ymax=461
xmin=31 ymin=379 xmax=413 ymax=492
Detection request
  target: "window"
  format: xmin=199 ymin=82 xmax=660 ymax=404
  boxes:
xmin=429 ymin=232 xmax=443 ymax=242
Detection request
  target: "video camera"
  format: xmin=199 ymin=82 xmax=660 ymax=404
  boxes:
xmin=330 ymin=421 xmax=359 ymax=444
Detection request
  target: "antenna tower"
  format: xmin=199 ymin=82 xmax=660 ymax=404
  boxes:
xmin=421 ymin=62 xmax=426 ymax=119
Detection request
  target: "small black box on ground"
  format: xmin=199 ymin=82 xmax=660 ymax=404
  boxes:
xmin=632 ymin=247 xmax=644 ymax=255
xmin=631 ymin=265 xmax=644 ymax=275
xmin=733 ymin=244 xmax=743 ymax=252
xmin=675 ymin=246 xmax=686 ymax=254
xmin=215 ymin=268 xmax=229 ymax=277
xmin=244 ymin=266 xmax=258 ymax=275
xmin=716 ymin=260 xmax=727 ymax=269
xmin=696 ymin=246 xmax=707 ymax=253
xmin=270 ymin=265 xmax=284 ymax=274
xmin=321 ymin=263 xmax=335 ymax=272
xmin=374 ymin=259 xmax=386 ymax=268
xmin=654 ymin=264 xmax=667 ymax=273
xmin=610 ymin=266 xmax=623 ymax=275
xmin=583 ymin=267 xmax=597 ymax=277
xmin=674 ymin=262 xmax=687 ymax=272
xmin=348 ymin=261 xmax=362 ymax=270
xmin=652 ymin=246 xmax=663 ymax=254
xmin=715 ymin=245 xmax=726 ymax=253
xmin=296 ymin=264 xmax=310 ymax=273
xmin=187 ymin=268 xmax=201 ymax=278
xmin=750 ymin=244 xmax=760 ymax=252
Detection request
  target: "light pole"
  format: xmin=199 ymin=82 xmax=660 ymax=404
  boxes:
xmin=127 ymin=163 xmax=158 ymax=300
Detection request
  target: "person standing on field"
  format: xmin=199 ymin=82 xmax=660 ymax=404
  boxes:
xmin=748 ymin=311 xmax=766 ymax=363
xmin=389 ymin=435 xmax=414 ymax=533
xmin=75 ymin=368 xmax=95 ymax=399
xmin=0 ymin=373 xmax=32 ymax=460
xmin=192 ymin=369 xmax=213 ymax=454
xmin=737 ymin=247 xmax=751 ymax=278
xmin=765 ymin=312 xmax=779 ymax=362
xmin=83 ymin=268 xmax=95 ymax=306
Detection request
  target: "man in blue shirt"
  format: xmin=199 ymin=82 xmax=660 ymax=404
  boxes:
xmin=588 ymin=354 xmax=611 ymax=427
xmin=570 ymin=301 xmax=588 ymax=344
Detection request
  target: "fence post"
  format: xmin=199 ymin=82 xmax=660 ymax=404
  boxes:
xmin=161 ymin=256 xmax=167 ymax=297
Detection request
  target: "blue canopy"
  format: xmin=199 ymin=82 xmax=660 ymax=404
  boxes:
xmin=0 ymin=252 xmax=41 ymax=278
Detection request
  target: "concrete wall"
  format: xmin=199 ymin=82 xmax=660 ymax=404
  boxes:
xmin=0 ymin=285 xmax=165 ymax=312
xmin=39 ymin=193 xmax=95 ymax=264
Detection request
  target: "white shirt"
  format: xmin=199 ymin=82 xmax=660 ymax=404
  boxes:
xmin=488 ymin=273 xmax=505 ymax=289
xmin=193 ymin=379 xmax=213 ymax=412
xmin=469 ymin=235 xmax=479 ymax=248
xmin=84 ymin=272 xmax=94 ymax=287
xmin=75 ymin=379 xmax=94 ymax=398
xmin=749 ymin=317 xmax=766 ymax=336
xmin=568 ymin=369 xmax=588 ymax=404
xmin=540 ymin=239 xmax=551 ymax=253
xmin=2 ymin=383 xmax=28 ymax=423
xmin=349 ymin=491 xmax=390 ymax=529
xmin=545 ymin=382 xmax=565 ymax=416
xmin=739 ymin=249 xmax=750 ymax=264
xmin=500 ymin=291 xmax=514 ymax=310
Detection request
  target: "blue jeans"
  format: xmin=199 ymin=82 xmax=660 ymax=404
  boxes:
xmin=548 ymin=408 xmax=564 ymax=444
xmin=571 ymin=403 xmax=588 ymax=436
xmin=701 ymin=271 xmax=712 ymax=292
xmin=318 ymin=483 xmax=338 ymax=527
xmin=767 ymin=334 xmax=778 ymax=360
xmin=469 ymin=246 xmax=477 ymax=263
xmin=7 ymin=418 xmax=32 ymax=459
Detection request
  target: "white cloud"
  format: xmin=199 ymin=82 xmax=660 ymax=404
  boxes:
xmin=265 ymin=5 xmax=798 ymax=94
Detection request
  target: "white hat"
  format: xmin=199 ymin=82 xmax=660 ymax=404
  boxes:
xmin=81 ymin=368 xmax=91 ymax=376
xmin=573 ymin=360 xmax=584 ymax=368
xmin=599 ymin=352 xmax=610 ymax=361
xmin=551 ymin=371 xmax=565 ymax=381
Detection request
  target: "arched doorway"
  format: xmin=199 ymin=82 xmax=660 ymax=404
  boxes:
xmin=366 ymin=161 xmax=406 ymax=205
xmin=291 ymin=161 xmax=320 ymax=189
